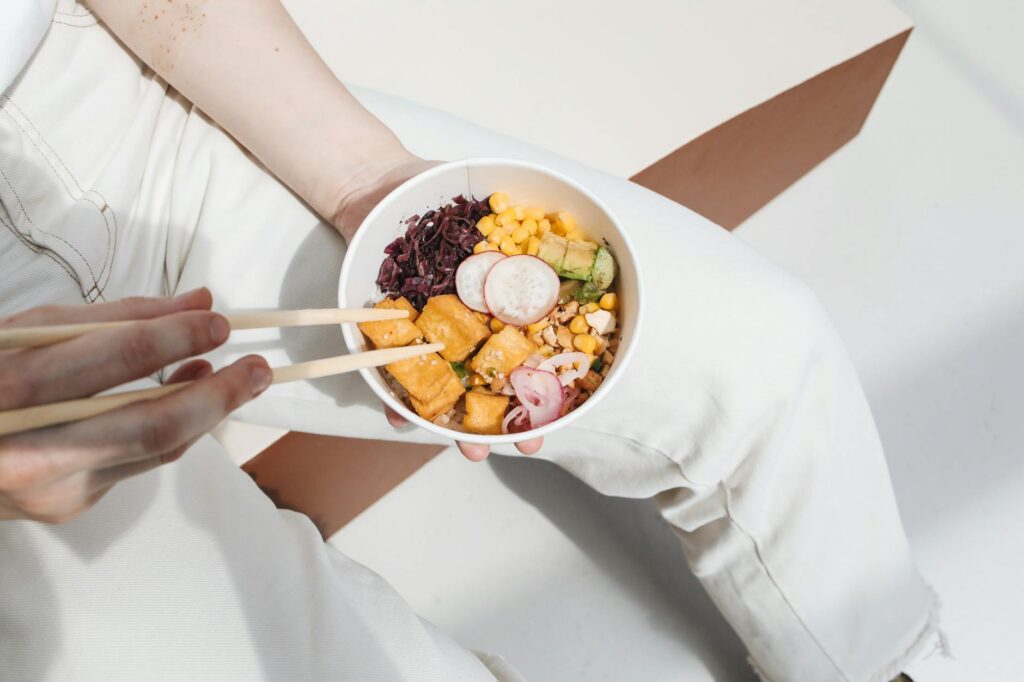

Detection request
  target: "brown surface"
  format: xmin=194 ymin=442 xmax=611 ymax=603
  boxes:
xmin=631 ymin=29 xmax=912 ymax=229
xmin=243 ymin=433 xmax=444 ymax=539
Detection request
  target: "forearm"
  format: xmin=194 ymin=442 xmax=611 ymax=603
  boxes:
xmin=85 ymin=0 xmax=411 ymax=221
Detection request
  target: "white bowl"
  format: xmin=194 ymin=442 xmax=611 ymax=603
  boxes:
xmin=339 ymin=158 xmax=643 ymax=445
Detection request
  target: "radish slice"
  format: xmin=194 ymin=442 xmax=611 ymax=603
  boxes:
xmin=456 ymin=252 xmax=506 ymax=312
xmin=509 ymin=366 xmax=563 ymax=428
xmin=484 ymin=255 xmax=559 ymax=326
xmin=502 ymin=405 xmax=530 ymax=434
xmin=538 ymin=352 xmax=590 ymax=387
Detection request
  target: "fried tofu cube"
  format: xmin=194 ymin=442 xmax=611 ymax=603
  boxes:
xmin=385 ymin=351 xmax=453 ymax=402
xmin=469 ymin=326 xmax=537 ymax=378
xmin=359 ymin=297 xmax=422 ymax=349
xmin=415 ymin=294 xmax=490 ymax=362
xmin=463 ymin=391 xmax=510 ymax=435
xmin=410 ymin=374 xmax=466 ymax=421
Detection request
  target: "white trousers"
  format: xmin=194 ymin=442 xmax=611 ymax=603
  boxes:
xmin=0 ymin=3 xmax=941 ymax=681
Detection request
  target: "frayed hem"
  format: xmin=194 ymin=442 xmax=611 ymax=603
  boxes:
xmin=746 ymin=585 xmax=949 ymax=682
xmin=867 ymin=584 xmax=949 ymax=682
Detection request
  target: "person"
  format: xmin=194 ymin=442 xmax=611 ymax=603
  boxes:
xmin=0 ymin=1 xmax=942 ymax=680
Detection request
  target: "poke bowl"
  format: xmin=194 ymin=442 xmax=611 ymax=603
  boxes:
xmin=339 ymin=158 xmax=643 ymax=445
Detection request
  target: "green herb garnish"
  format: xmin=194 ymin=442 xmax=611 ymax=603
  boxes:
xmin=450 ymin=361 xmax=467 ymax=379
xmin=590 ymin=357 xmax=604 ymax=373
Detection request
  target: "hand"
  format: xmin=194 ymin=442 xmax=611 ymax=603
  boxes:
xmin=327 ymin=154 xmax=544 ymax=461
xmin=0 ymin=289 xmax=271 ymax=523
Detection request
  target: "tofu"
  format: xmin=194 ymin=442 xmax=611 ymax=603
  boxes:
xmin=385 ymin=351 xmax=453 ymax=402
xmin=463 ymin=391 xmax=510 ymax=435
xmin=358 ymin=297 xmax=422 ymax=349
xmin=469 ymin=326 xmax=537 ymax=378
xmin=415 ymin=294 xmax=490 ymax=362
xmin=410 ymin=374 xmax=466 ymax=421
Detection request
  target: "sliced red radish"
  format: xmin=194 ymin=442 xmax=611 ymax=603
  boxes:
xmin=501 ymin=405 xmax=530 ymax=434
xmin=538 ymin=352 xmax=590 ymax=387
xmin=484 ymin=255 xmax=559 ymax=326
xmin=509 ymin=366 xmax=563 ymax=428
xmin=455 ymin=252 xmax=506 ymax=313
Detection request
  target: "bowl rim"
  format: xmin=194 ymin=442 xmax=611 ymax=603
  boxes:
xmin=339 ymin=157 xmax=644 ymax=444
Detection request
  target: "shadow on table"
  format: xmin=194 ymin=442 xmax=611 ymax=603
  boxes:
xmin=488 ymin=455 xmax=755 ymax=682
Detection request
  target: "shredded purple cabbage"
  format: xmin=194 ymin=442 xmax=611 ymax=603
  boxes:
xmin=375 ymin=195 xmax=489 ymax=310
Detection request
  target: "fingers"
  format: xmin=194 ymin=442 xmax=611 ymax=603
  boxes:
xmin=5 ymin=309 xmax=231 ymax=409
xmin=383 ymin=404 xmax=408 ymax=428
xmin=166 ymin=359 xmax=214 ymax=384
xmin=457 ymin=441 xmax=491 ymax=462
xmin=515 ymin=437 xmax=543 ymax=456
xmin=12 ymin=355 xmax=272 ymax=473
xmin=0 ymin=287 xmax=212 ymax=327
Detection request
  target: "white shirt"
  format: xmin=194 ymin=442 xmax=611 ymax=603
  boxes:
xmin=0 ymin=0 xmax=57 ymax=94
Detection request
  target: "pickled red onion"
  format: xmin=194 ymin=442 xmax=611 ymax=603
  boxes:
xmin=509 ymin=366 xmax=563 ymax=427
xmin=501 ymin=405 xmax=530 ymax=434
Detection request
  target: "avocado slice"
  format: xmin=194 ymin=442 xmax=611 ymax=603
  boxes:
xmin=561 ymin=240 xmax=598 ymax=280
xmin=537 ymin=232 xmax=568 ymax=271
xmin=591 ymin=246 xmax=617 ymax=290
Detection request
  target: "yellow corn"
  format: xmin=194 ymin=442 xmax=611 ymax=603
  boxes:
xmin=582 ymin=301 xmax=600 ymax=313
xmin=573 ymin=334 xmax=598 ymax=355
xmin=499 ymin=236 xmax=520 ymax=256
xmin=557 ymin=211 xmax=577 ymax=232
xmin=487 ymin=228 xmax=507 ymax=245
xmin=489 ymin=192 xmax=510 ymax=214
xmin=474 ymin=240 xmax=499 ymax=254
xmin=526 ymin=207 xmax=546 ymax=221
xmin=527 ymin=319 xmax=549 ymax=334
xmin=476 ymin=214 xmax=497 ymax=237
xmin=550 ymin=219 xmax=567 ymax=236
xmin=469 ymin=374 xmax=487 ymax=387
xmin=521 ymin=218 xmax=538 ymax=235
xmin=526 ymin=235 xmax=540 ymax=256
xmin=511 ymin=226 xmax=530 ymax=244
xmin=569 ymin=315 xmax=589 ymax=334
xmin=512 ymin=205 xmax=527 ymax=220
xmin=495 ymin=208 xmax=517 ymax=227
xmin=599 ymin=293 xmax=618 ymax=310
xmin=537 ymin=218 xmax=552 ymax=234
xmin=489 ymin=318 xmax=505 ymax=333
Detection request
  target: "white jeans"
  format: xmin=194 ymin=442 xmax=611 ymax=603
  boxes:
xmin=0 ymin=3 xmax=941 ymax=681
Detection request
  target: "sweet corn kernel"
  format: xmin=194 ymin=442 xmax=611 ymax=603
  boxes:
xmin=573 ymin=334 xmax=598 ymax=355
xmin=526 ymin=235 xmax=540 ymax=256
xmin=499 ymin=236 xmax=520 ymax=255
xmin=599 ymin=293 xmax=618 ymax=310
xmin=557 ymin=211 xmax=577 ymax=232
xmin=487 ymin=228 xmax=507 ymax=245
xmin=569 ymin=315 xmax=589 ymax=334
xmin=474 ymin=240 xmax=498 ymax=254
xmin=521 ymin=218 xmax=538 ymax=235
xmin=489 ymin=192 xmax=510 ymax=214
xmin=582 ymin=302 xmax=600 ymax=313
xmin=550 ymin=219 xmax=567 ymax=236
xmin=489 ymin=318 xmax=505 ymax=333
xmin=537 ymin=219 xmax=552 ymax=234
xmin=510 ymin=226 xmax=530 ymax=244
xmin=495 ymin=208 xmax=517 ymax=227
xmin=525 ymin=207 xmax=546 ymax=221
xmin=477 ymin=214 xmax=497 ymax=236
xmin=512 ymin=205 xmax=526 ymax=220
xmin=527 ymin=319 xmax=550 ymax=334
xmin=469 ymin=374 xmax=487 ymax=387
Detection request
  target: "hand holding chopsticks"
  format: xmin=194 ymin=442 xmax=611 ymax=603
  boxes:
xmin=0 ymin=305 xmax=439 ymax=436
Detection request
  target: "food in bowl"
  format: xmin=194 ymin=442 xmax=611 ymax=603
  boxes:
xmin=359 ymin=192 xmax=621 ymax=435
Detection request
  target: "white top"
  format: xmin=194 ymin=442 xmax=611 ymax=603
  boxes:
xmin=0 ymin=0 xmax=57 ymax=94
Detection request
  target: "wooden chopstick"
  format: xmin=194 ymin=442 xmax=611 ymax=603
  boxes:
xmin=0 ymin=308 xmax=407 ymax=350
xmin=0 ymin=343 xmax=443 ymax=437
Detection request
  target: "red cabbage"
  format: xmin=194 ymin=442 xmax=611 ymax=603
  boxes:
xmin=375 ymin=195 xmax=489 ymax=310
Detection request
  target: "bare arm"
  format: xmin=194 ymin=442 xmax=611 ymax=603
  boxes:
xmin=84 ymin=0 xmax=421 ymax=238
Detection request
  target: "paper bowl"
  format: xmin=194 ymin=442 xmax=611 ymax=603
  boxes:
xmin=339 ymin=158 xmax=643 ymax=445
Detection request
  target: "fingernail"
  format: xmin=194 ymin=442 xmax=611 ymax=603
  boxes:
xmin=249 ymin=364 xmax=273 ymax=395
xmin=174 ymin=287 xmax=204 ymax=301
xmin=209 ymin=315 xmax=230 ymax=344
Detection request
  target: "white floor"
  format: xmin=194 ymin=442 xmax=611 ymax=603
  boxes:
xmin=327 ymin=2 xmax=1024 ymax=679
